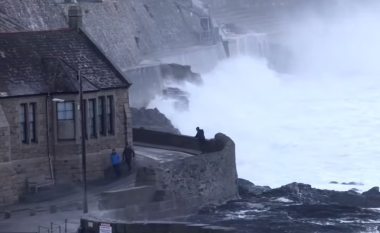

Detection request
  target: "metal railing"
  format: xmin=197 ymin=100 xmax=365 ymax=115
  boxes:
xmin=36 ymin=219 xmax=80 ymax=233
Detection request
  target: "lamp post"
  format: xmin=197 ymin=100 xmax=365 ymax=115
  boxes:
xmin=51 ymin=71 xmax=88 ymax=214
xmin=78 ymin=70 xmax=88 ymax=214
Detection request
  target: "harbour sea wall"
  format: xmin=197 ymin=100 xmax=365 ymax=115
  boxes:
xmin=94 ymin=128 xmax=238 ymax=222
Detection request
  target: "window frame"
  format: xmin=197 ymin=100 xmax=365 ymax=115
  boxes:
xmin=20 ymin=103 xmax=28 ymax=144
xmin=56 ymin=101 xmax=75 ymax=141
xmin=19 ymin=102 xmax=38 ymax=144
xmin=106 ymin=96 xmax=114 ymax=135
xmin=87 ymin=99 xmax=96 ymax=139
xmin=29 ymin=103 xmax=37 ymax=143
xmin=98 ymin=97 xmax=106 ymax=136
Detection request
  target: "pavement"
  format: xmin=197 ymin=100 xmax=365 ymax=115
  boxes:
xmin=0 ymin=144 xmax=196 ymax=233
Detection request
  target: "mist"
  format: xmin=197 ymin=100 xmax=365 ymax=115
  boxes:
xmin=149 ymin=1 xmax=380 ymax=191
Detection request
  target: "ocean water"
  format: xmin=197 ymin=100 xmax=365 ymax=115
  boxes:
xmin=149 ymin=1 xmax=380 ymax=192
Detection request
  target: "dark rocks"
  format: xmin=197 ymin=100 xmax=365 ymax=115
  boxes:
xmin=238 ymin=178 xmax=271 ymax=198
xmin=161 ymin=64 xmax=202 ymax=85
xmin=330 ymin=181 xmax=364 ymax=186
xmin=162 ymin=87 xmax=189 ymax=111
xmin=342 ymin=182 xmax=364 ymax=186
xmin=238 ymin=180 xmax=380 ymax=208
xmin=131 ymin=107 xmax=180 ymax=134
xmin=362 ymin=187 xmax=380 ymax=208
xmin=189 ymin=180 xmax=380 ymax=233
xmin=362 ymin=186 xmax=379 ymax=196
xmin=260 ymin=182 xmax=372 ymax=207
xmin=160 ymin=64 xmax=202 ymax=112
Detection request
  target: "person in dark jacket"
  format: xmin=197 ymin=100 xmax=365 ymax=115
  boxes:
xmin=110 ymin=149 xmax=121 ymax=178
xmin=195 ymin=127 xmax=206 ymax=153
xmin=123 ymin=144 xmax=135 ymax=172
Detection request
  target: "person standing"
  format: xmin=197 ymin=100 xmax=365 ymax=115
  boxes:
xmin=123 ymin=144 xmax=135 ymax=173
xmin=195 ymin=127 xmax=206 ymax=154
xmin=110 ymin=149 xmax=121 ymax=178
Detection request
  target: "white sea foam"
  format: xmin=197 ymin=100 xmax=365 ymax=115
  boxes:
xmin=149 ymin=1 xmax=380 ymax=191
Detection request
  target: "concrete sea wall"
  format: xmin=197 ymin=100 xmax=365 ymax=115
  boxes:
xmin=155 ymin=133 xmax=238 ymax=205
xmin=133 ymin=128 xmax=238 ymax=206
xmin=96 ymin=128 xmax=238 ymax=221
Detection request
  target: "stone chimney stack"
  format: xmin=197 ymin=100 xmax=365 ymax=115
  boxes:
xmin=68 ymin=5 xmax=83 ymax=31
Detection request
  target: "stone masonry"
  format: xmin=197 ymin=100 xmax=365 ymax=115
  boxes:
xmin=0 ymin=89 xmax=131 ymax=205
xmin=155 ymin=133 xmax=239 ymax=206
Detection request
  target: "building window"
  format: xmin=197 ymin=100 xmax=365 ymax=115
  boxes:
xmin=20 ymin=104 xmax=27 ymax=143
xmin=20 ymin=103 xmax=37 ymax=144
xmin=106 ymin=96 xmax=114 ymax=134
xmin=98 ymin=97 xmax=105 ymax=136
xmin=29 ymin=103 xmax=36 ymax=142
xmin=87 ymin=99 xmax=96 ymax=138
xmin=57 ymin=101 xmax=75 ymax=140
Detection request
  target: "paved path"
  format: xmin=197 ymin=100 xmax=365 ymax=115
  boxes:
xmin=0 ymin=144 xmax=197 ymax=232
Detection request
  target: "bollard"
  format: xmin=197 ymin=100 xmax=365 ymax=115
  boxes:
xmin=30 ymin=208 xmax=36 ymax=216
xmin=50 ymin=205 xmax=57 ymax=213
xmin=4 ymin=211 xmax=11 ymax=219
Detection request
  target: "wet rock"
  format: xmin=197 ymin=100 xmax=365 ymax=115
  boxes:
xmin=330 ymin=191 xmax=366 ymax=207
xmin=342 ymin=182 xmax=364 ymax=186
xmin=189 ymin=181 xmax=380 ymax=233
xmin=366 ymin=195 xmax=380 ymax=208
xmin=362 ymin=187 xmax=380 ymax=196
xmin=161 ymin=63 xmax=202 ymax=85
xmin=362 ymin=187 xmax=380 ymax=208
xmin=238 ymin=178 xmax=271 ymax=198
xmin=162 ymin=87 xmax=189 ymax=111
xmin=349 ymin=188 xmax=360 ymax=193
xmin=131 ymin=108 xmax=180 ymax=134
xmin=261 ymin=182 xmax=369 ymax=207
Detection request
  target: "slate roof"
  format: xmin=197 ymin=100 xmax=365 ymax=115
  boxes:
xmin=0 ymin=12 xmax=26 ymax=32
xmin=0 ymin=28 xmax=130 ymax=97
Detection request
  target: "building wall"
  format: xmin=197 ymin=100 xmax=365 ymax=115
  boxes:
xmin=0 ymin=88 xmax=131 ymax=205
xmin=51 ymin=88 xmax=131 ymax=181
xmin=0 ymin=96 xmax=52 ymax=204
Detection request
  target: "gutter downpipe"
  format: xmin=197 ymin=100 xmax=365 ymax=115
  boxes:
xmin=46 ymin=93 xmax=55 ymax=184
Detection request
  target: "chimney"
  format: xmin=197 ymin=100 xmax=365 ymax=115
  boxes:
xmin=68 ymin=5 xmax=83 ymax=31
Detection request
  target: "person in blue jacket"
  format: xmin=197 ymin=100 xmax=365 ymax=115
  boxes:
xmin=110 ymin=149 xmax=121 ymax=178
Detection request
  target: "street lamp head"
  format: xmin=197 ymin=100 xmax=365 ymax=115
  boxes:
xmin=52 ymin=98 xmax=65 ymax=102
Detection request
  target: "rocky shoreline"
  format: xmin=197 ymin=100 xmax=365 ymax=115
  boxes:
xmin=187 ymin=179 xmax=380 ymax=233
xmin=131 ymin=107 xmax=181 ymax=134
xmin=132 ymin=106 xmax=380 ymax=232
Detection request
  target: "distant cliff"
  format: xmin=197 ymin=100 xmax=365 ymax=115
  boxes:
xmin=0 ymin=0 xmax=203 ymax=69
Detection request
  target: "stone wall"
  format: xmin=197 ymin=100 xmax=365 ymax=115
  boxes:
xmin=133 ymin=127 xmax=218 ymax=152
xmin=0 ymin=89 xmax=130 ymax=206
xmin=79 ymin=218 xmax=235 ymax=233
xmin=155 ymin=133 xmax=238 ymax=206
xmin=0 ymin=103 xmax=10 ymax=163
xmin=134 ymin=129 xmax=238 ymax=206
xmin=51 ymin=89 xmax=131 ymax=182
xmin=0 ymin=96 xmax=52 ymax=204
xmin=0 ymin=0 xmax=203 ymax=70
xmin=94 ymin=130 xmax=238 ymax=221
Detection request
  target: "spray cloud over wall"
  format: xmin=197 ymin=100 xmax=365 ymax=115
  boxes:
xmin=149 ymin=1 xmax=380 ymax=191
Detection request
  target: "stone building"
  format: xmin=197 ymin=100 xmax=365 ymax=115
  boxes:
xmin=0 ymin=7 xmax=132 ymax=205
